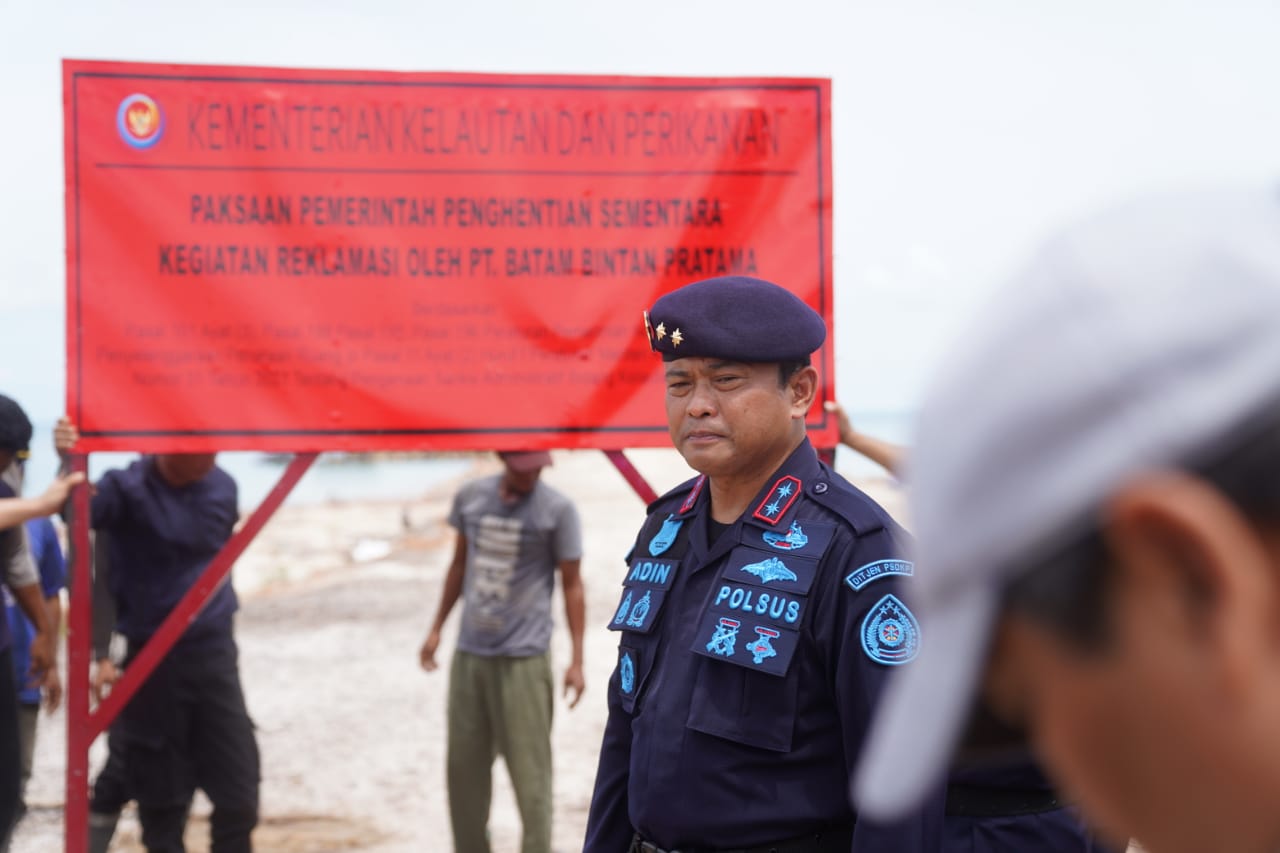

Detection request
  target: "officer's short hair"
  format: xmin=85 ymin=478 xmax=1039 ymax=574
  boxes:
xmin=777 ymin=358 xmax=811 ymax=388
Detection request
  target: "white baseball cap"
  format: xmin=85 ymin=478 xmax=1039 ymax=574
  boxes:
xmin=854 ymin=185 xmax=1280 ymax=819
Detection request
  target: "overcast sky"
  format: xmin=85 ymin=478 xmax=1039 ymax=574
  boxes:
xmin=2 ymin=0 xmax=1278 ymax=427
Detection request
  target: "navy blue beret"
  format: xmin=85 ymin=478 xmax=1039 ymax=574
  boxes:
xmin=644 ymin=276 xmax=826 ymax=362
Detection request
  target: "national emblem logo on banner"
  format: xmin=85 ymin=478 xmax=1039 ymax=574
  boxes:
xmin=117 ymin=94 xmax=165 ymax=149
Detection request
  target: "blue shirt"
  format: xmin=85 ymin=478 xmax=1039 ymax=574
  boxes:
xmin=91 ymin=457 xmax=239 ymax=648
xmin=4 ymin=517 xmax=66 ymax=704
xmin=585 ymin=440 xmax=945 ymax=852
xmin=0 ymin=477 xmax=20 ymax=654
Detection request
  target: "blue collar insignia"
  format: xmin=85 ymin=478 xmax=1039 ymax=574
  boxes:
xmin=649 ymin=514 xmax=683 ymax=556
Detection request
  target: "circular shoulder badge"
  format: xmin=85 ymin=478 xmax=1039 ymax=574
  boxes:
xmin=861 ymin=593 xmax=920 ymax=666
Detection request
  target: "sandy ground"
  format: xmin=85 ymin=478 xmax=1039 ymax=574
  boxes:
xmin=10 ymin=448 xmax=910 ymax=852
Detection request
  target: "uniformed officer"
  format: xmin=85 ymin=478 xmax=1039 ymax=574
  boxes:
xmin=54 ymin=417 xmax=259 ymax=853
xmin=585 ymin=277 xmax=1117 ymax=853
xmin=584 ymin=276 xmax=943 ymax=852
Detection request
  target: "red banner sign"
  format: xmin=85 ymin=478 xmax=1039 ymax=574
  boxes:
xmin=64 ymin=60 xmax=834 ymax=452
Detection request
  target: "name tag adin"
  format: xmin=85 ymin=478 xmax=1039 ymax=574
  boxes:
xmin=607 ymin=557 xmax=679 ymax=635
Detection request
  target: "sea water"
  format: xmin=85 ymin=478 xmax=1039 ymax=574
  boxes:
xmin=18 ymin=423 xmax=475 ymax=511
xmin=828 ymin=410 xmax=915 ymax=479
xmin=17 ymin=410 xmax=913 ymax=509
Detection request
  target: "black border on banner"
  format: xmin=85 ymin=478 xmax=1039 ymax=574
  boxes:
xmin=69 ymin=70 xmax=831 ymax=441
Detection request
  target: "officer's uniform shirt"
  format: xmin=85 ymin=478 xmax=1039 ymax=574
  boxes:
xmin=91 ymin=457 xmax=239 ymax=649
xmin=585 ymin=439 xmax=943 ymax=851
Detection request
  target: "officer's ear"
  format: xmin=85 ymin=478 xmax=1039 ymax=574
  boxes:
xmin=1103 ymin=471 xmax=1280 ymax=697
xmin=786 ymin=366 xmax=818 ymax=419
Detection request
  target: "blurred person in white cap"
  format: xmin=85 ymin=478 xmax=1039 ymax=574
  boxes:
xmin=824 ymin=395 xmax=1121 ymax=851
xmin=854 ymin=186 xmax=1280 ymax=853
xmin=419 ymin=449 xmax=585 ymax=853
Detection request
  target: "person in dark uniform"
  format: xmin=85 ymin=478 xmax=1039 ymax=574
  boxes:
xmin=584 ymin=276 xmax=945 ymax=853
xmin=584 ymin=276 xmax=1113 ymax=853
xmin=55 ymin=417 xmax=259 ymax=853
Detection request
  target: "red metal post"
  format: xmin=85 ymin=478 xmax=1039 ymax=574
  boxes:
xmin=65 ymin=454 xmax=91 ymax=853
xmin=603 ymin=450 xmax=659 ymax=505
xmin=64 ymin=452 xmax=318 ymax=852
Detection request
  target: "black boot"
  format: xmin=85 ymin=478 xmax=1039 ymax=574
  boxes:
xmin=88 ymin=810 xmax=119 ymax=853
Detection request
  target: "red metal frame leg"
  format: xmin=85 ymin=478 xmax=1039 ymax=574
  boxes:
xmin=65 ymin=454 xmax=91 ymax=853
xmin=603 ymin=450 xmax=659 ymax=505
xmin=88 ymin=452 xmax=317 ymax=738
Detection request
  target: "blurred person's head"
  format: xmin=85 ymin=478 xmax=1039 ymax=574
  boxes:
xmin=0 ymin=393 xmax=33 ymax=488
xmin=645 ymin=276 xmax=823 ymax=483
xmin=854 ymin=187 xmax=1280 ymax=853
xmin=497 ymin=451 xmax=551 ymax=501
xmin=155 ymin=453 xmax=217 ymax=487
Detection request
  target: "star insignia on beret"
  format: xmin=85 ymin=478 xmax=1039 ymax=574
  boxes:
xmin=671 ymin=328 xmax=683 ymax=347
xmin=656 ymin=322 xmax=666 ymax=340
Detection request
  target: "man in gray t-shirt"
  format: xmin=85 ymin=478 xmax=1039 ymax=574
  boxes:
xmin=420 ymin=450 xmax=585 ymax=853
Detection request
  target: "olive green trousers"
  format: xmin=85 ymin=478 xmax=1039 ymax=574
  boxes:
xmin=447 ymin=650 xmax=554 ymax=853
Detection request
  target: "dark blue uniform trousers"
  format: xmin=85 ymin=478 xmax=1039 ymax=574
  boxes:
xmin=0 ymin=647 xmax=21 ymax=851
xmin=91 ymin=638 xmax=259 ymax=853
